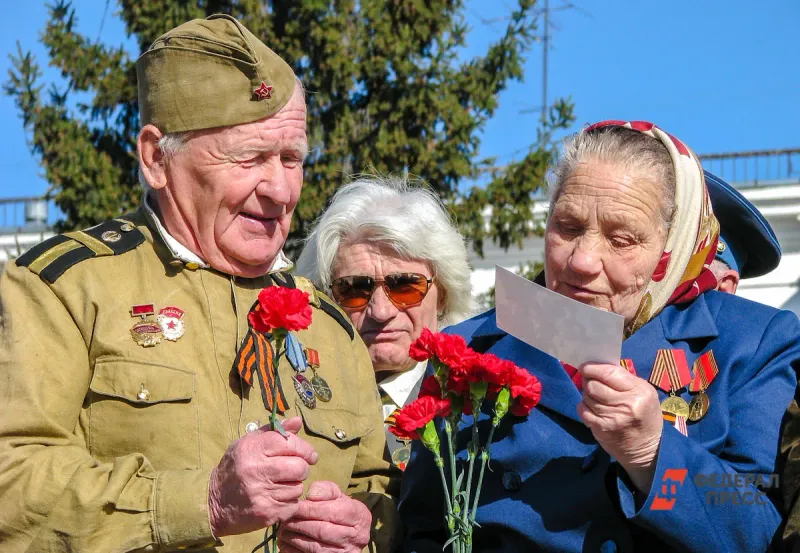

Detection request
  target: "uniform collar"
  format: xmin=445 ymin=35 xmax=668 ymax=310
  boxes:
xmin=658 ymin=292 xmax=718 ymax=342
xmin=142 ymin=192 xmax=293 ymax=273
xmin=379 ymin=361 xmax=427 ymax=408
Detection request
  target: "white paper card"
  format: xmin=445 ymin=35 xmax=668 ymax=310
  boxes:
xmin=494 ymin=265 xmax=624 ymax=368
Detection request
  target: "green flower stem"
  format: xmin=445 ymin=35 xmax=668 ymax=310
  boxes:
xmin=269 ymin=330 xmax=287 ymax=553
xmin=270 ymin=331 xmax=287 ymax=431
xmin=444 ymin=420 xmax=463 ymax=553
xmin=470 ymin=423 xmax=498 ymax=524
xmin=460 ymin=398 xmax=483 ymax=553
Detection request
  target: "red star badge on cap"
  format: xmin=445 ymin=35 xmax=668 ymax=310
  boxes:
xmin=253 ymin=81 xmax=273 ymax=101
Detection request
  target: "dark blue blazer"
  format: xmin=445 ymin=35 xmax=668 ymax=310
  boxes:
xmin=399 ymin=291 xmax=800 ymax=553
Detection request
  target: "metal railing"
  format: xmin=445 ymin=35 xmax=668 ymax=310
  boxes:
xmin=699 ymin=148 xmax=800 ymax=187
xmin=0 ymin=196 xmax=52 ymax=233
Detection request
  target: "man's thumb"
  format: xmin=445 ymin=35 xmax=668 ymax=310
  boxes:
xmin=306 ymin=480 xmax=342 ymax=501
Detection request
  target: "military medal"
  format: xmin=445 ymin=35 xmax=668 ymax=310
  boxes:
xmin=285 ymin=333 xmax=307 ymax=372
xmin=661 ymin=395 xmax=690 ymax=418
xmin=688 ymin=392 xmax=710 ymax=422
xmin=311 ymin=373 xmax=332 ymax=402
xmin=302 ymin=348 xmax=331 ymax=402
xmin=157 ymin=306 xmax=185 ymax=341
xmin=649 ymin=349 xmax=693 ymax=422
xmin=293 ymin=374 xmax=316 ymax=408
xmin=130 ymin=304 xmax=163 ymax=347
xmin=688 ymin=350 xmax=719 ymax=422
xmin=391 ymin=442 xmax=412 ymax=470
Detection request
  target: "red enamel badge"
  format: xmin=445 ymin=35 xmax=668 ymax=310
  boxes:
xmin=253 ymin=81 xmax=273 ymax=100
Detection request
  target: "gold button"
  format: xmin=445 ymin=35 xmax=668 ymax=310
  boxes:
xmin=717 ymin=240 xmax=726 ymax=253
xmin=185 ymin=262 xmax=200 ymax=270
xmin=169 ymin=259 xmax=184 ymax=268
xmin=245 ymin=421 xmax=260 ymax=433
xmin=137 ymin=384 xmax=151 ymax=401
xmin=334 ymin=429 xmax=346 ymax=440
xmin=101 ymin=230 xmax=121 ymax=243
xmin=120 ymin=223 xmax=134 ymax=232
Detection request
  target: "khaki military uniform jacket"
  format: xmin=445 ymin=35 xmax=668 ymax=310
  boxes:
xmin=0 ymin=208 xmax=396 ymax=552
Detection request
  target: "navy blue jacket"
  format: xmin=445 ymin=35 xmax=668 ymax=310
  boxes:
xmin=399 ymin=291 xmax=800 ymax=552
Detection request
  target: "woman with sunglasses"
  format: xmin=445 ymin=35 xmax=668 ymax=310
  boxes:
xmin=296 ymin=175 xmax=474 ymax=469
xmin=398 ymin=122 xmax=800 ymax=553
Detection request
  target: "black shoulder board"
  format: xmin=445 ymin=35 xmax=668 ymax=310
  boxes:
xmin=270 ymin=271 xmax=355 ymax=341
xmin=317 ymin=291 xmax=355 ymax=341
xmin=16 ymin=219 xmax=144 ymax=284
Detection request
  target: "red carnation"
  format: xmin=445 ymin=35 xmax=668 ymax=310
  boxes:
xmin=248 ymin=287 xmax=313 ymax=333
xmin=418 ymin=375 xmax=443 ymax=399
xmin=432 ymin=333 xmax=479 ymax=373
xmin=509 ymin=366 xmax=543 ymax=417
xmin=472 ymin=353 xmax=514 ymax=388
xmin=409 ymin=328 xmax=437 ymax=362
xmin=446 ymin=371 xmax=472 ymax=396
xmin=390 ymin=395 xmax=451 ymax=441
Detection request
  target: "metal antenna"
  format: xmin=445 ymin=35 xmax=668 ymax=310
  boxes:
xmin=541 ymin=0 xmax=549 ymax=124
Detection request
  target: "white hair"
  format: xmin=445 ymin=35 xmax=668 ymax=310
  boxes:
xmin=549 ymin=125 xmax=677 ymax=230
xmin=710 ymin=258 xmax=732 ymax=280
xmin=295 ymin=175 xmax=474 ymax=326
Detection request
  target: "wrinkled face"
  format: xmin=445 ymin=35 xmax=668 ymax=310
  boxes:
xmin=158 ymin=86 xmax=307 ymax=277
xmin=333 ymin=242 xmax=441 ymax=375
xmin=544 ymin=160 xmax=669 ymax=324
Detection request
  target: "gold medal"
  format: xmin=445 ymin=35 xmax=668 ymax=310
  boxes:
xmin=391 ymin=441 xmax=411 ymax=470
xmin=130 ymin=319 xmax=163 ymax=347
xmin=661 ymin=395 xmax=690 ymax=419
xmin=688 ymin=391 xmax=710 ymax=422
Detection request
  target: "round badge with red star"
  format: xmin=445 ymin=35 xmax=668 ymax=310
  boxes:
xmin=157 ymin=306 xmax=185 ymax=341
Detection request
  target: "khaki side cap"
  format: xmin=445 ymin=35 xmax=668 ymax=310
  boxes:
xmin=136 ymin=14 xmax=296 ymax=133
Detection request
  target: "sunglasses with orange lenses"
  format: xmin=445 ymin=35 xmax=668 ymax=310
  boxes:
xmin=331 ymin=273 xmax=434 ymax=309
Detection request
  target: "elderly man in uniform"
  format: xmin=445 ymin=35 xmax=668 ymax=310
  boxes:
xmin=0 ymin=15 xmax=395 ymax=553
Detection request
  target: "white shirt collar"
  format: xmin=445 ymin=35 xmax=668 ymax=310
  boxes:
xmin=143 ymin=192 xmax=293 ymax=273
xmin=379 ymin=361 xmax=428 ymax=408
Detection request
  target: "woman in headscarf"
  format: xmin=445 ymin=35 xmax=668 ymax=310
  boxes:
xmin=399 ymin=121 xmax=800 ymax=553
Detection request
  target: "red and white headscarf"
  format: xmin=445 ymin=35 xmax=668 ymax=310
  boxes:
xmin=584 ymin=120 xmax=720 ymax=336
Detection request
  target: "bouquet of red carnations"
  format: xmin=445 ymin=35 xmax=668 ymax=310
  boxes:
xmin=389 ymin=329 xmax=542 ymax=553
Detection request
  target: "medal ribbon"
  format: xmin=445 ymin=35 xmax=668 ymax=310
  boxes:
xmin=233 ymin=328 xmax=289 ymax=413
xmin=689 ymin=350 xmax=719 ymax=392
xmin=649 ymin=349 xmax=692 ymax=392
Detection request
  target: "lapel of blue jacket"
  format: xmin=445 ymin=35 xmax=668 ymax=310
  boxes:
xmin=623 ymin=292 xmax=719 ymax=382
xmin=469 ymin=311 xmax=584 ymax=424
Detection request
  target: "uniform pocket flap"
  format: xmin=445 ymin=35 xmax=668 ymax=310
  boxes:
xmin=297 ymin=402 xmax=371 ymax=444
xmin=90 ymin=357 xmax=195 ymax=404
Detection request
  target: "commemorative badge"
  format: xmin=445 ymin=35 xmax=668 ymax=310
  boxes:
xmin=293 ymin=374 xmax=317 ymax=409
xmin=130 ymin=303 xmax=163 ymax=347
xmin=157 ymin=306 xmax=186 ymax=341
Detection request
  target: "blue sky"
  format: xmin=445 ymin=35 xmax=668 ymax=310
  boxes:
xmin=1 ymin=0 xmax=798 ymax=204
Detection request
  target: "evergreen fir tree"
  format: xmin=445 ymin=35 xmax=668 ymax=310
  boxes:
xmin=5 ymin=0 xmax=574 ymax=257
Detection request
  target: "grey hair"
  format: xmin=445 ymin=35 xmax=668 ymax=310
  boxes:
xmin=549 ymin=125 xmax=677 ymax=230
xmin=295 ymin=175 xmax=474 ymax=326
xmin=709 ymin=258 xmax=732 ymax=280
